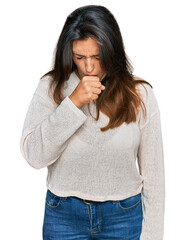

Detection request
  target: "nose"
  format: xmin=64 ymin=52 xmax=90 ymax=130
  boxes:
xmin=85 ymin=58 xmax=94 ymax=73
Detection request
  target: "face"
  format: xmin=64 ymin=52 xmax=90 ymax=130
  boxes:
xmin=72 ymin=37 xmax=106 ymax=81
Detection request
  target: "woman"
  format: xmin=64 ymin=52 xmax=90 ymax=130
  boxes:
xmin=20 ymin=5 xmax=165 ymax=240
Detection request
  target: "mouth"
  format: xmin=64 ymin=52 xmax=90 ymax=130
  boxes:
xmin=85 ymin=74 xmax=97 ymax=76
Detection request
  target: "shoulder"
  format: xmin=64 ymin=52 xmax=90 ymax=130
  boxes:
xmin=133 ymin=76 xmax=152 ymax=96
xmin=133 ymin=77 xmax=157 ymax=107
xmin=134 ymin=79 xmax=160 ymax=123
xmin=34 ymin=74 xmax=57 ymax=107
xmin=34 ymin=74 xmax=52 ymax=96
xmin=136 ymin=82 xmax=153 ymax=102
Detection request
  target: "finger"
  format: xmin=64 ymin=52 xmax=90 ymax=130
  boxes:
xmin=91 ymin=86 xmax=103 ymax=94
xmin=92 ymin=93 xmax=99 ymax=100
xmin=89 ymin=82 xmax=105 ymax=90
xmin=83 ymin=75 xmax=100 ymax=82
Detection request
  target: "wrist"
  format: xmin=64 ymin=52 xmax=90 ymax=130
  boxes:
xmin=69 ymin=95 xmax=82 ymax=108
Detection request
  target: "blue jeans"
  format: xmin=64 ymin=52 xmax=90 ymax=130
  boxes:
xmin=42 ymin=189 xmax=143 ymax=240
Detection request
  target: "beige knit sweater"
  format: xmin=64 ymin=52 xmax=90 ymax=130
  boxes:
xmin=20 ymin=71 xmax=165 ymax=239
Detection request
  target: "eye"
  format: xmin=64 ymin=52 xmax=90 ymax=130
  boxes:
xmin=75 ymin=56 xmax=100 ymax=60
xmin=76 ymin=56 xmax=83 ymax=60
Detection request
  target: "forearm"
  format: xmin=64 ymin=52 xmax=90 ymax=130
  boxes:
xmin=20 ymin=95 xmax=87 ymax=169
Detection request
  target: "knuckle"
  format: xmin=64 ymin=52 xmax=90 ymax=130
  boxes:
xmin=83 ymin=81 xmax=88 ymax=86
xmin=83 ymin=76 xmax=90 ymax=81
xmin=86 ymin=86 xmax=91 ymax=92
xmin=82 ymin=76 xmax=87 ymax=81
xmin=88 ymin=93 xmax=92 ymax=99
xmin=83 ymin=83 xmax=90 ymax=90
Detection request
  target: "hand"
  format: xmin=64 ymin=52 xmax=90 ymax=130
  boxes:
xmin=69 ymin=75 xmax=106 ymax=108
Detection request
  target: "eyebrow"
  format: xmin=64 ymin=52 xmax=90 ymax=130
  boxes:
xmin=73 ymin=52 xmax=100 ymax=57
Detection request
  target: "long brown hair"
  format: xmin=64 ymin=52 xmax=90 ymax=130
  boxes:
xmin=41 ymin=5 xmax=152 ymax=131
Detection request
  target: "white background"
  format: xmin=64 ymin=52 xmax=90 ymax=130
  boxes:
xmin=0 ymin=0 xmax=184 ymax=239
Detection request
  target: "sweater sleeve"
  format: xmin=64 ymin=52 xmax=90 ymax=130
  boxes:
xmin=20 ymin=77 xmax=87 ymax=169
xmin=137 ymin=84 xmax=165 ymax=240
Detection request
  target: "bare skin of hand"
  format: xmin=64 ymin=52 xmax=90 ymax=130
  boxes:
xmin=69 ymin=75 xmax=106 ymax=108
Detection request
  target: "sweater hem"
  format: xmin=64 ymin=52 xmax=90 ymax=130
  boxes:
xmin=46 ymin=184 xmax=143 ymax=202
